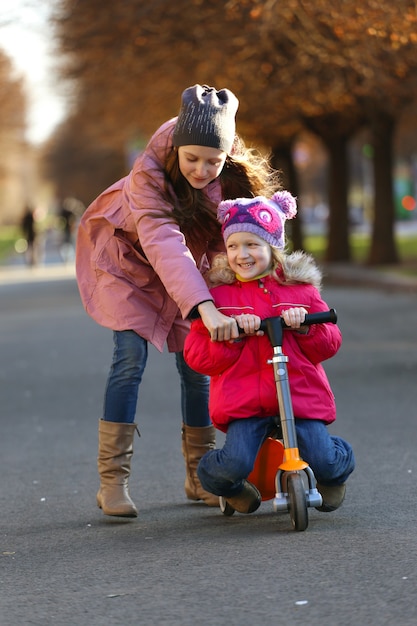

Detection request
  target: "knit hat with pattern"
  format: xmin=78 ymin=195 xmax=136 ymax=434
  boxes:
xmin=173 ymin=84 xmax=238 ymax=153
xmin=218 ymin=191 xmax=297 ymax=250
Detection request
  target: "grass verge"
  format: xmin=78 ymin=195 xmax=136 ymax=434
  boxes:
xmin=303 ymin=231 xmax=417 ymax=276
xmin=0 ymin=227 xmax=19 ymax=261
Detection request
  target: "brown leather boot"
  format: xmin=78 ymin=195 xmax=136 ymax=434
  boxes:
xmin=315 ymin=483 xmax=346 ymax=512
xmin=96 ymin=420 xmax=138 ymax=517
xmin=225 ymin=480 xmax=261 ymax=514
xmin=181 ymin=424 xmax=219 ymax=507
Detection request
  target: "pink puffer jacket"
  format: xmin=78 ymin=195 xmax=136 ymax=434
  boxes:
xmin=76 ymin=118 xmax=223 ymax=352
xmin=184 ymin=274 xmax=342 ymax=431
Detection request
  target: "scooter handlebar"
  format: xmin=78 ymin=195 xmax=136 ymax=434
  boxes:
xmin=259 ymin=308 xmax=337 ymax=331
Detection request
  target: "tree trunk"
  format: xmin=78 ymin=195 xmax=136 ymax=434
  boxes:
xmin=322 ymin=134 xmax=351 ymax=262
xmin=367 ymin=110 xmax=399 ymax=265
xmin=270 ymin=142 xmax=303 ymax=251
xmin=304 ymin=112 xmax=361 ymax=263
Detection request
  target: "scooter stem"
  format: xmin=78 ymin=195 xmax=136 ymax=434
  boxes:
xmin=269 ymin=347 xmax=308 ymax=471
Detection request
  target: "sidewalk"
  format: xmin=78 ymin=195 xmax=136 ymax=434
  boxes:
xmin=322 ymin=262 xmax=417 ymax=293
xmin=1 ymin=249 xmax=416 ymax=293
xmin=0 ymin=261 xmax=76 ymax=285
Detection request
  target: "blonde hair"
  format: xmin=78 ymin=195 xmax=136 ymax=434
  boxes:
xmin=207 ymin=248 xmax=322 ymax=290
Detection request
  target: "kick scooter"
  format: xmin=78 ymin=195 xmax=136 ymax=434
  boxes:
xmin=220 ymin=309 xmax=338 ymax=532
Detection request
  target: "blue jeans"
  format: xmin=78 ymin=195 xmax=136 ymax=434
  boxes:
xmin=197 ymin=416 xmax=355 ymax=497
xmin=103 ymin=330 xmax=210 ymax=426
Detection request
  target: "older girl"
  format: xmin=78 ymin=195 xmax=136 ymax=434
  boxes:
xmin=76 ymin=85 xmax=279 ymax=516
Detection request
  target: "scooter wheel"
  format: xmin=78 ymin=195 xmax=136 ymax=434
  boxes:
xmin=219 ymin=496 xmax=235 ymax=516
xmin=287 ymin=472 xmax=308 ymax=531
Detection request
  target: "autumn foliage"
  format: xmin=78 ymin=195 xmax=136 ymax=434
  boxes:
xmin=45 ymin=0 xmax=417 ymax=264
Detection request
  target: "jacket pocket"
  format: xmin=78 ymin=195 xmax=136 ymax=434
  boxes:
xmin=96 ymin=230 xmax=155 ymax=288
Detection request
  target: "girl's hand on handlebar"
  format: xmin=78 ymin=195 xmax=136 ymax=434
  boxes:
xmin=198 ymin=301 xmax=239 ymax=342
xmin=281 ymin=307 xmax=309 ymax=333
xmin=234 ymin=314 xmax=263 ymax=337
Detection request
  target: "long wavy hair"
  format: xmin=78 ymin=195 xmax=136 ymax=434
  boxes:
xmin=158 ymin=136 xmax=282 ymax=249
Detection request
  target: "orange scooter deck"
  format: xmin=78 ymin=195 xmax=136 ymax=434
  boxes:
xmin=248 ymin=437 xmax=285 ymax=501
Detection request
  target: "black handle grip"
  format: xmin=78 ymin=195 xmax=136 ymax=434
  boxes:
xmin=295 ymin=308 xmax=337 ymax=327
xmin=258 ymin=309 xmax=337 ymax=347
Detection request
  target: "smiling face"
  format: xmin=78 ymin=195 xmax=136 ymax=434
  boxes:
xmin=177 ymin=145 xmax=227 ymax=189
xmin=226 ymin=231 xmax=273 ymax=279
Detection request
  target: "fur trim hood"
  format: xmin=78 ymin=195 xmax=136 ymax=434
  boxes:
xmin=282 ymin=250 xmax=322 ymax=290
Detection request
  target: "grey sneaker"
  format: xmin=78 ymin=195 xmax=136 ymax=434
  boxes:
xmin=225 ymin=480 xmax=262 ymax=514
xmin=315 ymin=483 xmax=346 ymax=512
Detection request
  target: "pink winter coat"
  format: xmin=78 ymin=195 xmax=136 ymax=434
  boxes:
xmin=183 ymin=270 xmax=342 ymax=432
xmin=76 ymin=118 xmax=224 ymax=353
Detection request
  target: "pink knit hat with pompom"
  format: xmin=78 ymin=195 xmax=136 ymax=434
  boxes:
xmin=217 ymin=191 xmax=297 ymax=249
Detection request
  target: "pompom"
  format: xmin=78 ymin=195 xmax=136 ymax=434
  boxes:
xmin=217 ymin=199 xmax=238 ymax=223
xmin=271 ymin=190 xmax=297 ymax=220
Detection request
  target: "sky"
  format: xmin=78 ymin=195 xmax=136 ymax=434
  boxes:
xmin=0 ymin=0 xmax=66 ymax=144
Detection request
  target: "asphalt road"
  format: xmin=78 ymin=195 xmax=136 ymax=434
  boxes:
xmin=1 ymin=265 xmax=416 ymax=626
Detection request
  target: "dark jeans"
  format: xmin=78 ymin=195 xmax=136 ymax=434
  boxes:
xmin=103 ymin=330 xmax=210 ymax=426
xmin=197 ymin=416 xmax=355 ymax=497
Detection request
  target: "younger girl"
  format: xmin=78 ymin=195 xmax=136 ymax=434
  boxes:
xmin=183 ymin=192 xmax=355 ymax=514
